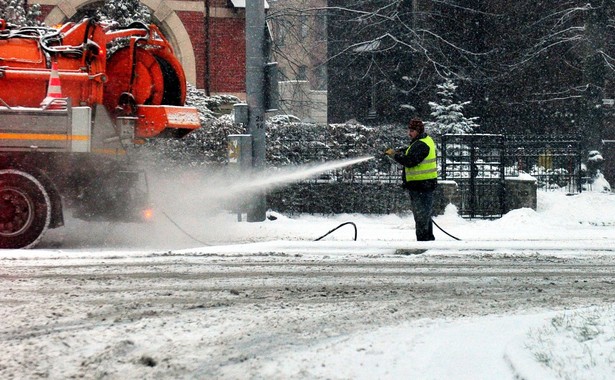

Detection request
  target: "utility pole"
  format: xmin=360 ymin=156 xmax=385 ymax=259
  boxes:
xmin=583 ymin=0 xmax=607 ymax=149
xmin=203 ymin=0 xmax=211 ymax=96
xmin=245 ymin=0 xmax=267 ymax=222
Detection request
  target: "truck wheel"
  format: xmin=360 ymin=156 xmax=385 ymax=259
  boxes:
xmin=0 ymin=170 xmax=51 ymax=249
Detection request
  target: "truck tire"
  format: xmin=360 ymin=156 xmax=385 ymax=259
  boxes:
xmin=0 ymin=169 xmax=51 ymax=249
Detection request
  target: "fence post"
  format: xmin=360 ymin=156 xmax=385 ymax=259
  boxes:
xmin=516 ymin=147 xmax=525 ymax=173
xmin=440 ymin=134 xmax=447 ymax=180
xmin=469 ymin=137 xmax=477 ymax=218
xmin=568 ymin=143 xmax=583 ymax=194
xmin=499 ymin=135 xmax=506 ymax=216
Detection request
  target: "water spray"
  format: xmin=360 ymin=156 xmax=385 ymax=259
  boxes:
xmin=158 ymin=154 xmax=461 ymax=245
xmin=158 ymin=156 xmax=376 ymax=245
xmin=236 ymin=155 xmax=375 ymax=193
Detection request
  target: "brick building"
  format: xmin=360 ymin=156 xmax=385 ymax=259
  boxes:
xmin=35 ymin=0 xmax=267 ymax=98
xmin=268 ymin=0 xmax=328 ymax=124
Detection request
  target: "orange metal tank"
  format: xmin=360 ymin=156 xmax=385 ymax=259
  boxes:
xmin=0 ymin=19 xmax=107 ymax=107
xmin=0 ymin=19 xmax=198 ymax=138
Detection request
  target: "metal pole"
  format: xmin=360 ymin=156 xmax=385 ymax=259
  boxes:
xmin=203 ymin=0 xmax=211 ymax=96
xmin=246 ymin=0 xmax=267 ymax=222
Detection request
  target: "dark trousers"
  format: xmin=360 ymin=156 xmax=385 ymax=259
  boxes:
xmin=408 ymin=189 xmax=435 ymax=241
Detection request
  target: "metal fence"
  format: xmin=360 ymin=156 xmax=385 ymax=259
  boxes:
xmin=438 ymin=134 xmax=583 ymax=218
xmin=267 ymin=131 xmax=584 ymax=218
xmin=503 ymin=134 xmax=583 ymax=193
xmin=440 ymin=134 xmax=506 ymax=218
xmin=272 ymin=132 xmax=582 ymax=186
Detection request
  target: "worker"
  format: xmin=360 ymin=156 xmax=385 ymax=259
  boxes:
xmin=385 ymin=118 xmax=438 ymax=241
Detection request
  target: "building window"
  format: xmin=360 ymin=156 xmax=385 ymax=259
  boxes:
xmin=299 ymin=15 xmax=308 ymax=40
xmin=314 ymin=65 xmax=327 ymax=90
xmin=314 ymin=10 xmax=327 ymax=42
xmin=273 ymin=19 xmax=290 ymax=47
xmin=278 ymin=67 xmax=287 ymax=81
xmin=297 ymin=65 xmax=307 ymax=80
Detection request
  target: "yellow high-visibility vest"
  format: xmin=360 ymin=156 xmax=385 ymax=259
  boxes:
xmin=405 ymin=135 xmax=438 ymax=181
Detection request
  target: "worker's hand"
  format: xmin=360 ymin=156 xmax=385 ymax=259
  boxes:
xmin=384 ymin=148 xmax=396 ymax=157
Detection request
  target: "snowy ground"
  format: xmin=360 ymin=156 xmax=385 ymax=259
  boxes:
xmin=1 ymin=190 xmax=615 ymax=379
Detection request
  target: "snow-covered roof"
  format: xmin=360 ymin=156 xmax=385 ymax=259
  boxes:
xmin=230 ymin=0 xmax=270 ymax=9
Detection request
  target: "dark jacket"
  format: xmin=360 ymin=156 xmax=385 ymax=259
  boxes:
xmin=392 ymin=133 xmax=438 ymax=192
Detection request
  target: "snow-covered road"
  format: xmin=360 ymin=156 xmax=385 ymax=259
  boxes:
xmin=1 ymin=247 xmax=614 ymax=379
xmin=2 ymin=190 xmax=615 ymax=379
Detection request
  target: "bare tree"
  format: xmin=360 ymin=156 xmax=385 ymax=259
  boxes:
xmin=324 ymin=0 xmax=494 ymax=124
xmin=267 ymin=0 xmax=329 ymax=123
xmin=269 ymin=0 xmax=615 ymax=150
xmin=492 ymin=1 xmax=614 ymax=147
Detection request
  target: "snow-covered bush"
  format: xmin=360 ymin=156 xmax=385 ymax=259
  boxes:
xmin=0 ymin=0 xmax=41 ymax=26
xmin=529 ymin=166 xmax=571 ymax=190
xmin=95 ymin=0 xmax=151 ymax=27
xmin=580 ymin=150 xmax=611 ymax=192
xmin=266 ymin=121 xmax=406 ymax=179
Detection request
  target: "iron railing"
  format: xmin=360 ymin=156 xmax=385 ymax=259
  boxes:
xmin=440 ymin=134 xmax=506 ymax=218
xmin=270 ymin=133 xmax=583 ymax=189
xmin=267 ymin=132 xmax=584 ymax=218
xmin=504 ymin=134 xmax=583 ymax=193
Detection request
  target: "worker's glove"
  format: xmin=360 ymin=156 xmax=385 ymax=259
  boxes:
xmin=384 ymin=148 xmax=396 ymax=157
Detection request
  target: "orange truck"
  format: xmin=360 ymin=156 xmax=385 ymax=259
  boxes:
xmin=0 ymin=18 xmax=201 ymax=248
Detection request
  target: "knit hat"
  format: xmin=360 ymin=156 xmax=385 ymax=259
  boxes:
xmin=409 ymin=118 xmax=424 ymax=134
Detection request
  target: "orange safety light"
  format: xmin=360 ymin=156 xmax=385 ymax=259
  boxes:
xmin=142 ymin=208 xmax=154 ymax=221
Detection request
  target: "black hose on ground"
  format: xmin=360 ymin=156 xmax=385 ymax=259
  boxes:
xmin=164 ymin=211 xmax=457 ymax=246
xmin=162 ymin=210 xmax=211 ymax=246
xmin=313 ymin=220 xmax=459 ymax=242
xmin=314 ymin=222 xmax=357 ymax=241
xmin=432 ymin=218 xmax=461 ymax=241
